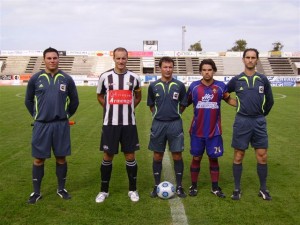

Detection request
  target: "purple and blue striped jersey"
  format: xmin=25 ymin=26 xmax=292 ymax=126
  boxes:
xmin=187 ymin=79 xmax=229 ymax=138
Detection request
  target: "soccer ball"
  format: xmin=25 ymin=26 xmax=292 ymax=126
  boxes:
xmin=157 ymin=181 xmax=175 ymax=199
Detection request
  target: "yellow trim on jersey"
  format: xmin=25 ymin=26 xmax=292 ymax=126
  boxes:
xmin=38 ymin=73 xmax=50 ymax=84
xmin=54 ymin=73 xmax=65 ymax=84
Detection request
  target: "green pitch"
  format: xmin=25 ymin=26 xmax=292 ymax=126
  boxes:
xmin=0 ymin=86 xmax=299 ymax=225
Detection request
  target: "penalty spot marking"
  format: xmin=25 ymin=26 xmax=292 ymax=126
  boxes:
xmin=163 ymin=150 xmax=188 ymax=225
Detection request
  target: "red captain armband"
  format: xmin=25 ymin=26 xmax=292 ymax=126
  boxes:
xmin=108 ymin=90 xmax=133 ymax=105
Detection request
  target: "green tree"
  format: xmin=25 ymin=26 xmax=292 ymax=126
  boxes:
xmin=272 ymin=42 xmax=284 ymax=51
xmin=188 ymin=41 xmax=202 ymax=51
xmin=229 ymin=39 xmax=247 ymax=51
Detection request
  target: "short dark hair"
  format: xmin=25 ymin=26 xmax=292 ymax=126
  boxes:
xmin=43 ymin=47 xmax=59 ymax=59
xmin=113 ymin=47 xmax=128 ymax=58
xmin=199 ymin=58 xmax=217 ymax=72
xmin=158 ymin=56 xmax=174 ymax=68
xmin=243 ymin=48 xmax=259 ymax=59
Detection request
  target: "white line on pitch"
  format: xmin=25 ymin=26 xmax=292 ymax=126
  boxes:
xmin=163 ymin=150 xmax=188 ymax=225
xmin=15 ymin=93 xmax=24 ymax=98
xmin=274 ymin=93 xmax=287 ymax=99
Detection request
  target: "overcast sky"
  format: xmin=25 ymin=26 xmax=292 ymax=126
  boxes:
xmin=0 ymin=0 xmax=299 ymax=52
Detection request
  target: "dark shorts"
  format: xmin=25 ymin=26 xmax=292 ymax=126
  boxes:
xmin=232 ymin=114 xmax=268 ymax=150
xmin=190 ymin=135 xmax=224 ymax=158
xmin=100 ymin=125 xmax=140 ymax=154
xmin=148 ymin=119 xmax=184 ymax=152
xmin=32 ymin=120 xmax=71 ymax=158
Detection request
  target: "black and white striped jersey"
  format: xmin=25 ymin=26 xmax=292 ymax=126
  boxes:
xmin=97 ymin=69 xmax=141 ymax=125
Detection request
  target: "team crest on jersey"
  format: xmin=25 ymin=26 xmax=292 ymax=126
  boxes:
xmin=259 ymin=86 xmax=264 ymax=93
xmin=212 ymin=88 xmax=217 ymax=94
xmin=60 ymin=84 xmax=66 ymax=91
xmin=173 ymin=92 xmax=179 ymax=100
xmin=126 ymin=81 xmax=133 ymax=86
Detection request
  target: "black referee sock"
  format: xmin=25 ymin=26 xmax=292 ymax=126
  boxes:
xmin=257 ymin=163 xmax=268 ymax=191
xmin=174 ymin=159 xmax=184 ymax=188
xmin=126 ymin=160 xmax=138 ymax=191
xmin=153 ymin=159 xmax=162 ymax=186
xmin=32 ymin=164 xmax=44 ymax=194
xmin=101 ymin=160 xmax=112 ymax=193
xmin=56 ymin=162 xmax=67 ymax=191
xmin=233 ymin=163 xmax=242 ymax=190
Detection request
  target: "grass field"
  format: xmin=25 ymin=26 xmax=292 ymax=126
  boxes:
xmin=0 ymin=86 xmax=299 ymax=225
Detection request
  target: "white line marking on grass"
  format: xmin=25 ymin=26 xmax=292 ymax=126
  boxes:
xmin=274 ymin=93 xmax=287 ymax=99
xmin=163 ymin=151 xmax=188 ymax=225
xmin=16 ymin=93 xmax=24 ymax=98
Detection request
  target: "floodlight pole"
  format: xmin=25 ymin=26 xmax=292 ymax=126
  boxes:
xmin=182 ymin=26 xmax=186 ymax=51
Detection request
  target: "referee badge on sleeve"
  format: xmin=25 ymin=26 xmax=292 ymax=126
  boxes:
xmin=259 ymin=86 xmax=264 ymax=93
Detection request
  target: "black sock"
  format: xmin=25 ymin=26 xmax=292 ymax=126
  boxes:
xmin=257 ymin=163 xmax=268 ymax=191
xmin=32 ymin=164 xmax=44 ymax=194
xmin=56 ymin=162 xmax=67 ymax=191
xmin=233 ymin=163 xmax=242 ymax=190
xmin=126 ymin=160 xmax=138 ymax=191
xmin=153 ymin=159 xmax=162 ymax=186
xmin=174 ymin=159 xmax=184 ymax=188
xmin=101 ymin=160 xmax=112 ymax=193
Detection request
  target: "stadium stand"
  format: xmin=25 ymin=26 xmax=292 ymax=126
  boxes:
xmin=1 ymin=56 xmax=30 ymax=75
xmin=257 ymin=57 xmax=273 ymax=75
xmin=0 ymin=56 xmax=7 ymax=73
xmin=25 ymin=57 xmax=39 ymax=74
xmin=127 ymin=57 xmax=142 ymax=74
xmin=267 ymin=57 xmax=295 ymax=76
xmin=191 ymin=57 xmax=224 ymax=76
xmin=154 ymin=57 xmax=189 ymax=75
xmin=222 ymin=57 xmax=244 ymax=75
xmin=0 ymin=52 xmax=299 ymax=80
xmin=90 ymin=56 xmax=114 ymax=76
xmin=71 ymin=56 xmax=97 ymax=75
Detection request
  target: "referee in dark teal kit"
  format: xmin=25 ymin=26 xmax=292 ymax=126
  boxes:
xmin=147 ymin=56 xmax=188 ymax=198
xmin=227 ymin=48 xmax=274 ymax=201
xmin=25 ymin=47 xmax=79 ymax=204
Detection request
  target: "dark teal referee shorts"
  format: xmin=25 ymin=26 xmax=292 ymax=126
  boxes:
xmin=148 ymin=119 xmax=184 ymax=152
xmin=31 ymin=120 xmax=71 ymax=158
xmin=231 ymin=114 xmax=268 ymax=150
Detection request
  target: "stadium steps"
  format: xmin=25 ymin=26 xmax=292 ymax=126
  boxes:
xmin=176 ymin=57 xmax=187 ymax=75
xmin=222 ymin=57 xmax=243 ymax=76
xmin=185 ymin=58 xmax=193 ymax=75
xmin=0 ymin=56 xmax=30 ymax=75
xmin=127 ymin=57 xmax=142 ymax=74
xmin=154 ymin=57 xmax=189 ymax=75
xmin=25 ymin=57 xmax=38 ymax=73
xmin=191 ymin=57 xmax=224 ymax=76
xmin=258 ymin=57 xmax=273 ymax=76
xmin=39 ymin=56 xmax=74 ymax=73
xmin=289 ymin=57 xmax=300 ymax=75
xmin=92 ymin=57 xmax=114 ymax=76
xmin=268 ymin=57 xmax=295 ymax=75
xmin=0 ymin=56 xmax=8 ymax=74
xmin=71 ymin=56 xmax=98 ymax=75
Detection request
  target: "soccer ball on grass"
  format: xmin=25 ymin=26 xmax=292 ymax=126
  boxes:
xmin=157 ymin=181 xmax=175 ymax=199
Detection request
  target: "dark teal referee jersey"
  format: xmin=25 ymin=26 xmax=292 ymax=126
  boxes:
xmin=147 ymin=78 xmax=187 ymax=121
xmin=25 ymin=70 xmax=79 ymax=122
xmin=227 ymin=72 xmax=274 ymax=117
